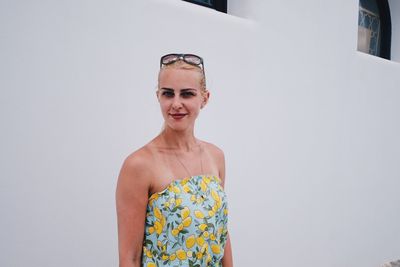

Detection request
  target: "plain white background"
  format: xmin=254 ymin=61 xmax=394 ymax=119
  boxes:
xmin=0 ymin=0 xmax=399 ymax=266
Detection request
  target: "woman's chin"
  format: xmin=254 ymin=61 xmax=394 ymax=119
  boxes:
xmin=165 ymin=122 xmax=192 ymax=132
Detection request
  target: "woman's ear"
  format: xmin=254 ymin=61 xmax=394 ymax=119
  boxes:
xmin=201 ymin=90 xmax=210 ymax=109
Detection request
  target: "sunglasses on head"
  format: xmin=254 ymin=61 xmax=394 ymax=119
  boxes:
xmin=160 ymin=53 xmax=205 ymax=71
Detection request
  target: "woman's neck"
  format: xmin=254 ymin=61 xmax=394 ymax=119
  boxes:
xmin=160 ymin=127 xmax=200 ymax=152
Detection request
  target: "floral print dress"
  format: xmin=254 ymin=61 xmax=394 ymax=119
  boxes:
xmin=141 ymin=174 xmax=229 ymax=267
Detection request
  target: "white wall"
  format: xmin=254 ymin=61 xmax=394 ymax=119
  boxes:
xmin=228 ymin=0 xmax=400 ymax=266
xmin=389 ymin=0 xmax=400 ymax=61
xmin=1 ymin=0 xmax=399 ymax=267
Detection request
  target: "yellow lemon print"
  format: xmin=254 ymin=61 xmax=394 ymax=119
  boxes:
xmin=182 ymin=184 xmax=191 ymax=193
xmin=181 ymin=207 xmax=190 ymax=219
xmin=148 ymin=199 xmax=154 ymax=207
xmin=175 ymin=198 xmax=182 ymax=206
xmin=203 ymin=231 xmax=209 ymax=239
xmin=200 ymin=180 xmax=207 ymax=192
xmin=216 ymin=199 xmax=222 ymax=209
xmin=190 ymin=195 xmax=196 ymax=202
xmin=178 ymin=223 xmax=184 ymax=231
xmin=196 ymin=252 xmax=203 ymax=260
xmin=196 ymin=236 xmax=205 ymax=246
xmin=185 ymin=235 xmax=195 ymax=249
xmin=148 ymin=226 xmax=155 ymax=234
xmin=176 ymin=249 xmax=187 ymax=260
xmin=211 ymin=244 xmax=221 ymax=254
xmin=162 ymin=254 xmax=169 ymax=260
xmin=198 ymin=224 xmax=208 ymax=231
xmin=210 ymin=233 xmax=216 ymax=241
xmin=172 ymin=186 xmax=181 ymax=194
xmin=154 ymin=207 xmax=162 ymax=220
xmin=217 ymin=227 xmax=223 ymax=234
xmin=182 ymin=216 xmax=192 ymax=227
xmin=154 ymin=221 xmax=163 ymax=235
xmin=208 ymin=210 xmax=215 ymax=217
xmin=169 ymin=253 xmax=176 ymax=261
xmin=161 ymin=216 xmax=166 ymax=227
xmin=194 ymin=210 xmax=205 ymax=219
xmin=202 ymin=176 xmax=211 ymax=184
xmin=146 ymin=249 xmax=152 ymax=258
xmin=211 ymin=190 xmax=220 ymax=202
xmin=172 ymin=228 xmax=179 ymax=236
xmin=147 ymin=262 xmax=156 ymax=267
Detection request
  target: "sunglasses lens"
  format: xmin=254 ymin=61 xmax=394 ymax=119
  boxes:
xmin=162 ymin=54 xmax=179 ymax=65
xmin=161 ymin=54 xmax=203 ymax=70
xmin=184 ymin=55 xmax=202 ymax=65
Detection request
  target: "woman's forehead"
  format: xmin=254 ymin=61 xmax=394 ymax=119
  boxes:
xmin=160 ymin=67 xmax=202 ymax=78
xmin=159 ymin=68 xmax=202 ymax=87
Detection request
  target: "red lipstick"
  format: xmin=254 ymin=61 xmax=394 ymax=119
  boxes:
xmin=170 ymin=113 xmax=187 ymax=120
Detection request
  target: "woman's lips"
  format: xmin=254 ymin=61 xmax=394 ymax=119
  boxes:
xmin=170 ymin=113 xmax=187 ymax=120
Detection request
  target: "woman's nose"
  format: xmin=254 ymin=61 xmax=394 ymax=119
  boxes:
xmin=172 ymin=95 xmax=183 ymax=109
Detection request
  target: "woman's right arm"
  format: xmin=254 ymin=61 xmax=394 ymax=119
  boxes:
xmin=116 ymin=154 xmax=151 ymax=267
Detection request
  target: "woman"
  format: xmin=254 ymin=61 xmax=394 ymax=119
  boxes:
xmin=116 ymin=54 xmax=233 ymax=267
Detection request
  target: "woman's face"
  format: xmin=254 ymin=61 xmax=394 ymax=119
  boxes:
xmin=157 ymin=67 xmax=208 ymax=131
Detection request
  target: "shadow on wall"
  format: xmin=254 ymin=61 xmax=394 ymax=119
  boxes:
xmin=381 ymin=260 xmax=400 ymax=267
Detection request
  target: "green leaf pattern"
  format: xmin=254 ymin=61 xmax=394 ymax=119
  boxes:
xmin=141 ymin=175 xmax=228 ymax=267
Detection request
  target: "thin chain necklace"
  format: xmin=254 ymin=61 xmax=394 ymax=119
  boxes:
xmin=162 ymin=132 xmax=204 ymax=177
xmin=173 ymin=143 xmax=204 ymax=178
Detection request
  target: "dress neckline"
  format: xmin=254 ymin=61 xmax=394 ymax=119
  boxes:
xmin=148 ymin=174 xmax=221 ymax=200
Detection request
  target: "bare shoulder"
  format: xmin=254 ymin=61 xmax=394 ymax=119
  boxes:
xmin=200 ymin=140 xmax=226 ymax=184
xmin=123 ymin=145 xmax=153 ymax=170
xmin=117 ymin=145 xmax=154 ymax=191
xmin=201 ymin=140 xmax=225 ymax=159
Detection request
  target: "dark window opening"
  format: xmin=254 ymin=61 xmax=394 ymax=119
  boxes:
xmin=182 ymin=0 xmax=227 ymax=13
xmin=358 ymin=0 xmax=392 ymax=60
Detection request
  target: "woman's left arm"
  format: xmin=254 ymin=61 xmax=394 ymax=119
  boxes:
xmin=216 ymin=146 xmax=233 ymax=267
xmin=222 ymin=233 xmax=233 ymax=267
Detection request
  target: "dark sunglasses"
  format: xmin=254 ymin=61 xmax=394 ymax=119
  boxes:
xmin=160 ymin=53 xmax=205 ymax=71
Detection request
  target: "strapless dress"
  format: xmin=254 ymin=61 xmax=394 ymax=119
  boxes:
xmin=141 ymin=174 xmax=229 ymax=267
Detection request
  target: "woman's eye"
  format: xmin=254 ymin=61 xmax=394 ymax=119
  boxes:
xmin=162 ymin=91 xmax=174 ymax=97
xmin=181 ymin=92 xmax=196 ymax=98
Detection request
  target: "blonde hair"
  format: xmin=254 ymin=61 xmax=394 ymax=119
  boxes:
xmin=157 ymin=60 xmax=207 ymax=93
